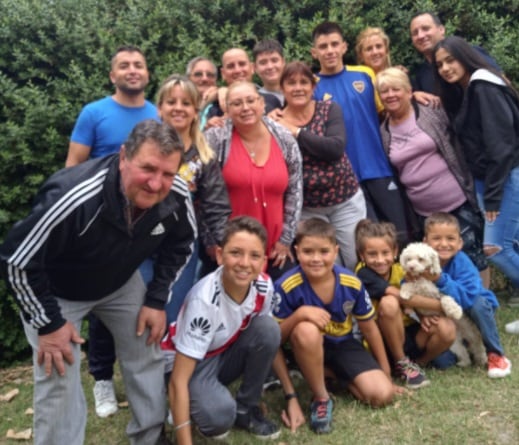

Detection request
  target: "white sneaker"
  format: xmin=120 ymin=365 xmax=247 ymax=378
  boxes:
xmin=93 ymin=380 xmax=118 ymax=418
xmin=505 ymin=320 xmax=519 ymax=335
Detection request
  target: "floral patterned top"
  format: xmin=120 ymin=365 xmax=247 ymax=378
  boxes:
xmin=298 ymin=100 xmax=359 ymax=207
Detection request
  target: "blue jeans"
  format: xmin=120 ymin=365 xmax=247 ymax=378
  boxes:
xmin=475 ymin=166 xmax=519 ymax=287
xmin=165 ymin=241 xmax=199 ymax=325
xmin=467 ymin=295 xmax=503 ymax=355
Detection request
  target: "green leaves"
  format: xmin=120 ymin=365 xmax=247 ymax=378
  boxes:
xmin=0 ymin=0 xmax=518 ymax=365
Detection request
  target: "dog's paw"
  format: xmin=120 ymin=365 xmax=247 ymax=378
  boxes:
xmin=440 ymin=296 xmax=463 ymax=320
xmin=399 ymin=283 xmax=413 ymax=300
xmin=473 ymin=353 xmax=488 ymax=367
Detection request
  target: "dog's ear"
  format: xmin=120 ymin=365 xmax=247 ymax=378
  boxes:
xmin=399 ymin=248 xmax=410 ymax=269
xmin=428 ymin=248 xmax=442 ymax=275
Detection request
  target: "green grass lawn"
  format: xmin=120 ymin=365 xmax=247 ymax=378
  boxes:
xmin=2 ymin=304 xmax=519 ymax=445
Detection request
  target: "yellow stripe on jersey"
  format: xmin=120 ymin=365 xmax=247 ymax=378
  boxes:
xmin=280 ymin=272 xmax=304 ymax=293
xmin=338 ymin=273 xmax=362 ymax=291
xmin=355 ymin=306 xmax=376 ymax=321
xmin=323 ymin=316 xmax=352 ymax=338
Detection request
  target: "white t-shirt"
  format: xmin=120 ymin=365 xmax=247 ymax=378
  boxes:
xmin=161 ymin=266 xmax=275 ymax=371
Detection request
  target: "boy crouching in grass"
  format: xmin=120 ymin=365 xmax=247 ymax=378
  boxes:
xmin=423 ymin=212 xmax=512 ymax=378
xmin=273 ymin=218 xmax=395 ymax=434
xmin=162 ymin=216 xmax=304 ymax=445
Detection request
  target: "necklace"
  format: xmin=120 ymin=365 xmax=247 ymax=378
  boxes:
xmin=241 ymin=139 xmax=261 ymax=160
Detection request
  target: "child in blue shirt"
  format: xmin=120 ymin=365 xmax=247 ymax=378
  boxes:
xmin=423 ymin=212 xmax=511 ymax=378
xmin=274 ymin=218 xmax=394 ymax=434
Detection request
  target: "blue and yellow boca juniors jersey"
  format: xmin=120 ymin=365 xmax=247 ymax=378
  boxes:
xmin=273 ymin=264 xmax=375 ymax=343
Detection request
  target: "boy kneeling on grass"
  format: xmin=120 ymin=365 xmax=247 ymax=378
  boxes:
xmin=273 ymin=218 xmax=395 ymax=434
xmin=423 ymin=212 xmax=512 ymax=378
xmin=162 ymin=216 xmax=304 ymax=444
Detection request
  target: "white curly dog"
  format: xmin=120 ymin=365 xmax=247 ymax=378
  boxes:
xmin=399 ymin=242 xmax=486 ymax=367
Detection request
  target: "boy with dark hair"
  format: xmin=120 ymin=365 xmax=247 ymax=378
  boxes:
xmin=310 ymin=21 xmax=410 ymax=247
xmin=252 ymin=39 xmax=286 ymax=104
xmin=274 ymin=218 xmax=394 ymax=434
xmin=163 ymin=216 xmax=304 ymax=444
xmin=423 ymin=212 xmax=512 ymax=378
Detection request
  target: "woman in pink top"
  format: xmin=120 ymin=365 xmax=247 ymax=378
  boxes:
xmin=205 ymin=81 xmax=303 ymax=280
xmin=376 ymin=68 xmax=489 ymax=285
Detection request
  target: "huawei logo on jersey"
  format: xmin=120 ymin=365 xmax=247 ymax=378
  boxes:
xmin=352 ymin=81 xmax=365 ymax=93
xmin=190 ymin=317 xmax=211 ymax=336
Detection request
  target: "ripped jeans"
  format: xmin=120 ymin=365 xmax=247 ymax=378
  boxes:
xmin=475 ymin=166 xmax=519 ymax=288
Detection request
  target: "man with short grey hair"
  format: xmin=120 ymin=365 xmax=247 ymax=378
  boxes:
xmin=0 ymin=120 xmax=196 ymax=445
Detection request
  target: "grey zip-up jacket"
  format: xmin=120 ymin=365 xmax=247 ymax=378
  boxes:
xmin=380 ymin=101 xmax=478 ymax=211
xmin=205 ymin=116 xmax=303 ymax=247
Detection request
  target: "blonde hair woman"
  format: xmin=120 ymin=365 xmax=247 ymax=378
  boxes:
xmin=157 ymin=74 xmax=231 ymax=322
xmin=355 ymin=27 xmax=392 ymax=74
xmin=375 ymin=67 xmax=488 ymax=286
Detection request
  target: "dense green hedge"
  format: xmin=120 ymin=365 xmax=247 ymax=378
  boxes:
xmin=1 ymin=0 xmax=518 ymax=364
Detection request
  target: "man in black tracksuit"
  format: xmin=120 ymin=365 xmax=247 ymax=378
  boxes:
xmin=0 ymin=120 xmax=196 ymax=445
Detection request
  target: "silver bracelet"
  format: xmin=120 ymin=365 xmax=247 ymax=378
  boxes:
xmin=174 ymin=419 xmax=191 ymax=431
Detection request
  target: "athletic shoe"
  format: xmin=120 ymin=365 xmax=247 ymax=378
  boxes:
xmin=309 ymin=398 xmax=333 ymax=434
xmin=235 ymin=406 xmax=280 ymax=439
xmin=262 ymin=372 xmax=281 ymax=392
xmin=93 ymin=379 xmax=118 ymax=418
xmin=395 ymin=357 xmax=430 ymax=389
xmin=505 ymin=320 xmax=519 ymax=335
xmin=487 ymin=352 xmax=512 ymax=378
xmin=197 ymin=428 xmax=230 ymax=441
xmin=156 ymin=426 xmax=173 ymax=445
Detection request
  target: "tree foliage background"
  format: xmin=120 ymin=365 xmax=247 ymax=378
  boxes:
xmin=0 ymin=0 xmax=518 ymax=364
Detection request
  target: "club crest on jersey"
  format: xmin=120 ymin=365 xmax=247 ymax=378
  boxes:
xmin=342 ymin=300 xmax=354 ymax=315
xmin=352 ymin=81 xmax=365 ymax=93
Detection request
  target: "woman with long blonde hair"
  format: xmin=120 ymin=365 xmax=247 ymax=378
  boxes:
xmin=157 ymin=74 xmax=231 ymax=322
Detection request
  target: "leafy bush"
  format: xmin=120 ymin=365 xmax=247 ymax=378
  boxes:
xmin=1 ymin=0 xmax=517 ymax=365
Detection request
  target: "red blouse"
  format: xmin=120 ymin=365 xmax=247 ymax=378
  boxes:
xmin=222 ymin=129 xmax=289 ymax=254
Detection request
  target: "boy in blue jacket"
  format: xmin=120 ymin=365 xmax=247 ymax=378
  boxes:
xmin=423 ymin=212 xmax=511 ymax=378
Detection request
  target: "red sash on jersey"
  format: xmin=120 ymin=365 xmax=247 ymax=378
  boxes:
xmin=160 ymin=292 xmax=266 ymax=358
xmin=204 ymin=292 xmax=265 ymax=358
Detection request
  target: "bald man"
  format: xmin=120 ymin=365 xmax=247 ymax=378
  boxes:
xmin=204 ymin=47 xmax=281 ymax=129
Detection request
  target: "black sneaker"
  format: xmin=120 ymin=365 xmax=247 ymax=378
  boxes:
xmin=235 ymin=406 xmax=280 ymax=439
xmin=155 ymin=426 xmax=173 ymax=445
xmin=262 ymin=372 xmax=281 ymax=392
